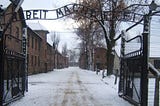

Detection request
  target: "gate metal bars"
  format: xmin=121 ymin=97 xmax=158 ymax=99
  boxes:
xmin=3 ymin=48 xmax=25 ymax=105
xmin=0 ymin=33 xmax=27 ymax=105
xmin=119 ymin=15 xmax=150 ymax=106
xmin=0 ymin=1 xmax=27 ymax=104
xmin=119 ymin=32 xmax=143 ymax=105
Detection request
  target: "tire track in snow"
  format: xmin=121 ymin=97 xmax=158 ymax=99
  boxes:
xmin=61 ymin=70 xmax=100 ymax=106
xmin=52 ymin=70 xmax=101 ymax=106
xmin=53 ymin=71 xmax=73 ymax=106
xmin=61 ymin=71 xmax=79 ymax=106
xmin=75 ymin=71 xmax=100 ymax=106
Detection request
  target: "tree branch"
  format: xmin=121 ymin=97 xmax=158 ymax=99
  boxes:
xmin=95 ymin=17 xmax=111 ymax=45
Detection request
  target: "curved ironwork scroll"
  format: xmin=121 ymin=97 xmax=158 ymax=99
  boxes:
xmin=23 ymin=3 xmax=100 ymax=20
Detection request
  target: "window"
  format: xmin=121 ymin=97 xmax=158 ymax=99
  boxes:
xmin=27 ymin=54 xmax=29 ymax=66
xmin=35 ymin=56 xmax=36 ymax=66
xmin=38 ymin=40 xmax=41 ymax=51
xmin=32 ymin=36 xmax=34 ymax=48
xmin=154 ymin=59 xmax=160 ymax=69
xmin=31 ymin=55 xmax=33 ymax=66
xmin=28 ymin=35 xmax=30 ymax=47
xmin=35 ymin=39 xmax=37 ymax=50
xmin=38 ymin=56 xmax=40 ymax=66
xmin=16 ymin=27 xmax=19 ymax=38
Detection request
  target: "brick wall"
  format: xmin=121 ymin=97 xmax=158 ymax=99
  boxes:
xmin=27 ymin=27 xmax=42 ymax=74
xmin=94 ymin=47 xmax=107 ymax=70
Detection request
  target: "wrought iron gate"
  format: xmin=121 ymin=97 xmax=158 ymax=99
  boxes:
xmin=118 ymin=29 xmax=149 ymax=105
xmin=119 ymin=34 xmax=143 ymax=104
xmin=118 ymin=11 xmax=154 ymax=105
xmin=3 ymin=49 xmax=25 ymax=105
xmin=0 ymin=32 xmax=27 ymax=105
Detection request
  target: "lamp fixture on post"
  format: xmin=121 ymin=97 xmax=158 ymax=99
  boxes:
xmin=149 ymin=0 xmax=157 ymax=11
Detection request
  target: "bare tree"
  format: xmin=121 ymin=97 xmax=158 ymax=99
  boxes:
xmin=50 ymin=31 xmax=60 ymax=50
xmin=62 ymin=43 xmax=68 ymax=56
xmin=75 ymin=17 xmax=106 ymax=70
xmin=68 ymin=49 xmax=78 ymax=66
xmin=98 ymin=0 xmax=149 ymax=75
xmin=73 ymin=0 xmax=148 ymax=75
xmin=50 ymin=31 xmax=60 ymax=69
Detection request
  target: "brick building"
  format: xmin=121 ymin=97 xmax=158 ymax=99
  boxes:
xmin=79 ymin=47 xmax=107 ymax=70
xmin=27 ymin=26 xmax=42 ymax=74
xmin=46 ymin=43 xmax=54 ymax=71
xmin=27 ymin=23 xmax=69 ymax=74
xmin=33 ymin=28 xmax=49 ymax=73
xmin=53 ymin=50 xmax=68 ymax=69
xmin=27 ymin=23 xmax=50 ymax=74
xmin=94 ymin=47 xmax=107 ymax=70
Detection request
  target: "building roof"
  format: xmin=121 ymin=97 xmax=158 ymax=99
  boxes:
xmin=27 ymin=26 xmax=43 ymax=39
xmin=27 ymin=22 xmax=48 ymax=32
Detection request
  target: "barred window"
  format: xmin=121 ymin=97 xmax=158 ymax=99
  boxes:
xmin=31 ymin=55 xmax=33 ymax=66
xmin=32 ymin=36 xmax=34 ymax=48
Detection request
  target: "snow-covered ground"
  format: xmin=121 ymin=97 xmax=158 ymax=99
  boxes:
xmin=10 ymin=67 xmax=132 ymax=106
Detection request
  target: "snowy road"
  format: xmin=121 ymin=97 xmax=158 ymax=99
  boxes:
xmin=10 ymin=67 xmax=132 ymax=106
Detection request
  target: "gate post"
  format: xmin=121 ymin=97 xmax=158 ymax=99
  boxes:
xmin=118 ymin=30 xmax=126 ymax=95
xmin=22 ymin=28 xmax=28 ymax=92
xmin=141 ymin=14 xmax=150 ymax=106
xmin=0 ymin=27 xmax=4 ymax=106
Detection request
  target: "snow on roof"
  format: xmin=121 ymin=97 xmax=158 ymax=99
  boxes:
xmin=27 ymin=22 xmax=48 ymax=31
xmin=0 ymin=0 xmax=11 ymax=8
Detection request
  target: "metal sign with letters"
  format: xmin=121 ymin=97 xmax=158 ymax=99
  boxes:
xmin=23 ymin=3 xmax=99 ymax=20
